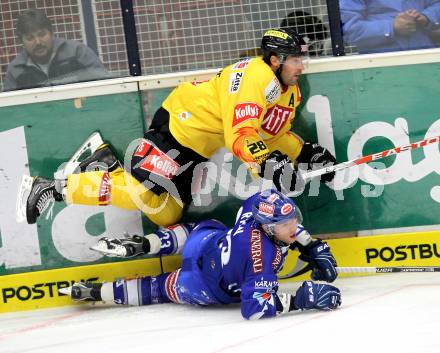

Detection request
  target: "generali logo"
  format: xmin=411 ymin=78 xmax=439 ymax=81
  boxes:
xmin=250 ymin=229 xmax=263 ymax=273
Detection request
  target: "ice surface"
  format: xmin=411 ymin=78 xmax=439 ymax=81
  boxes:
xmin=1 ymin=273 xmax=439 ymax=353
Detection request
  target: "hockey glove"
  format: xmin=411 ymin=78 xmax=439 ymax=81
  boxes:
xmin=293 ymin=281 xmax=341 ymax=311
xmin=259 ymin=150 xmax=305 ymax=193
xmin=297 ymin=239 xmax=338 ymax=282
xmin=297 ymin=142 xmax=336 ymax=182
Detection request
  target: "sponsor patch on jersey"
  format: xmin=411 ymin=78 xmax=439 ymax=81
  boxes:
xmin=229 ymin=72 xmax=243 ymax=93
xmin=261 ymin=105 xmax=293 ymax=135
xmin=264 ymin=77 xmax=281 ymax=104
xmin=254 ymin=279 xmax=278 ymax=290
xmin=138 ymin=142 xmax=180 ymax=179
xmin=232 ymin=58 xmax=251 ymax=70
xmin=253 ymin=291 xmax=272 ymax=306
xmin=98 ymin=172 xmax=111 ymax=205
xmin=233 ymin=102 xmax=263 ymax=127
xmin=134 ymin=139 xmax=151 ymax=158
xmin=250 ymin=229 xmax=263 ymax=273
xmin=272 ymin=247 xmax=283 ymax=271
xmin=280 ymin=203 xmax=293 ymax=215
xmin=178 ymin=111 xmax=191 ymax=121
xmin=258 ymin=202 xmax=274 ymax=217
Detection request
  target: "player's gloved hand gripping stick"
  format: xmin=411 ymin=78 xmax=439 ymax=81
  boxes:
xmin=300 ymin=134 xmax=440 ymax=183
xmin=280 ymin=134 xmax=440 ymax=280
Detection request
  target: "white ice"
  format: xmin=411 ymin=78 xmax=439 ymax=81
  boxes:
xmin=1 ymin=273 xmax=439 ymax=353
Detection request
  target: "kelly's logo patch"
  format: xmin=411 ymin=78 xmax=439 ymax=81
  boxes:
xmin=233 ymin=103 xmax=262 ymax=127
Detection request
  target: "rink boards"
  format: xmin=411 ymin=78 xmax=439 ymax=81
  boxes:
xmin=1 ymin=50 xmax=440 ymax=314
xmin=1 ymin=230 xmax=440 ymax=313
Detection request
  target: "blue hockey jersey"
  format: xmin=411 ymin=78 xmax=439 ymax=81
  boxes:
xmin=194 ymin=193 xmax=310 ymax=320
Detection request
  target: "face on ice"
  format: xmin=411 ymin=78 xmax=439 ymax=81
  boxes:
xmin=263 ymin=216 xmax=299 ymax=245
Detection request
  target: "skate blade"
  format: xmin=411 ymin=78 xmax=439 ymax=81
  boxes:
xmin=16 ymin=175 xmax=34 ymax=223
xmin=58 ymin=286 xmax=72 ymax=296
xmin=54 ymin=131 xmax=104 ymax=180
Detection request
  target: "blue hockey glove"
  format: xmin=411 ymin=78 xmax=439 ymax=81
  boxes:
xmin=293 ymin=281 xmax=341 ymax=311
xmin=299 ymin=239 xmax=338 ymax=282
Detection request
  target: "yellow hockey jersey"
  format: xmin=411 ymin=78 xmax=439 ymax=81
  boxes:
xmin=162 ymin=56 xmax=304 ymax=173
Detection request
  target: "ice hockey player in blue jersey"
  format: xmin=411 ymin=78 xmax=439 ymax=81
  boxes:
xmin=60 ymin=189 xmax=341 ymax=319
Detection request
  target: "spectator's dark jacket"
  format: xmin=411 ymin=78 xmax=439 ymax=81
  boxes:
xmin=3 ymin=37 xmax=110 ymax=91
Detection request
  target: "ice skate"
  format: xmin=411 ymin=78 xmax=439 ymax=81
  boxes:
xmin=59 ymin=282 xmax=103 ymax=301
xmin=16 ymin=176 xmax=63 ymax=224
xmin=77 ymin=143 xmax=121 ymax=173
xmin=54 ymin=132 xmax=120 ymax=180
xmin=90 ymin=235 xmax=150 ymax=258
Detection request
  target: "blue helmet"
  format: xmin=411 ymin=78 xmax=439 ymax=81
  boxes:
xmin=252 ymin=189 xmax=302 ymax=228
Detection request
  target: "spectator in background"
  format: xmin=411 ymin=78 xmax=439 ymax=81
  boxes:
xmin=239 ymin=10 xmax=330 ymax=58
xmin=280 ymin=10 xmax=331 ymax=57
xmin=3 ymin=8 xmax=110 ymax=91
xmin=340 ymin=1 xmax=440 ymax=54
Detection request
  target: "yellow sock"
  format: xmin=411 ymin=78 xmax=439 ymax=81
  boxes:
xmin=66 ymin=168 xmax=184 ymax=227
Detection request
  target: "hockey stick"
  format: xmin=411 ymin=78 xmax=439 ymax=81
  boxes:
xmin=279 ymin=265 xmax=440 ymax=279
xmin=336 ymin=266 xmax=440 ymax=274
xmin=301 ymin=134 xmax=440 ymax=181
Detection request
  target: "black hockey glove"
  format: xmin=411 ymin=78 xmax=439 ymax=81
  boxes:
xmin=295 ymin=239 xmax=338 ymax=283
xmin=258 ymin=150 xmax=305 ymax=193
xmin=296 ymin=142 xmax=336 ymax=182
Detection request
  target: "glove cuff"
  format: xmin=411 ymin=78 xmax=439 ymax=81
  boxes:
xmin=275 ymin=293 xmax=296 ymax=314
xmin=292 ymin=238 xmax=322 ymax=255
xmin=296 ymin=142 xmax=313 ymax=164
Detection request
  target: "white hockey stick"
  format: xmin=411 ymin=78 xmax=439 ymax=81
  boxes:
xmin=336 ymin=266 xmax=440 ymax=274
xmin=280 ymin=265 xmax=440 ymax=279
xmin=279 ymin=262 xmax=440 ymax=279
xmin=301 ymin=134 xmax=440 ymax=181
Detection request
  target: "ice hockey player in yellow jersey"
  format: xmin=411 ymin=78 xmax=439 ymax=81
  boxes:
xmin=20 ymin=28 xmax=336 ymax=227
